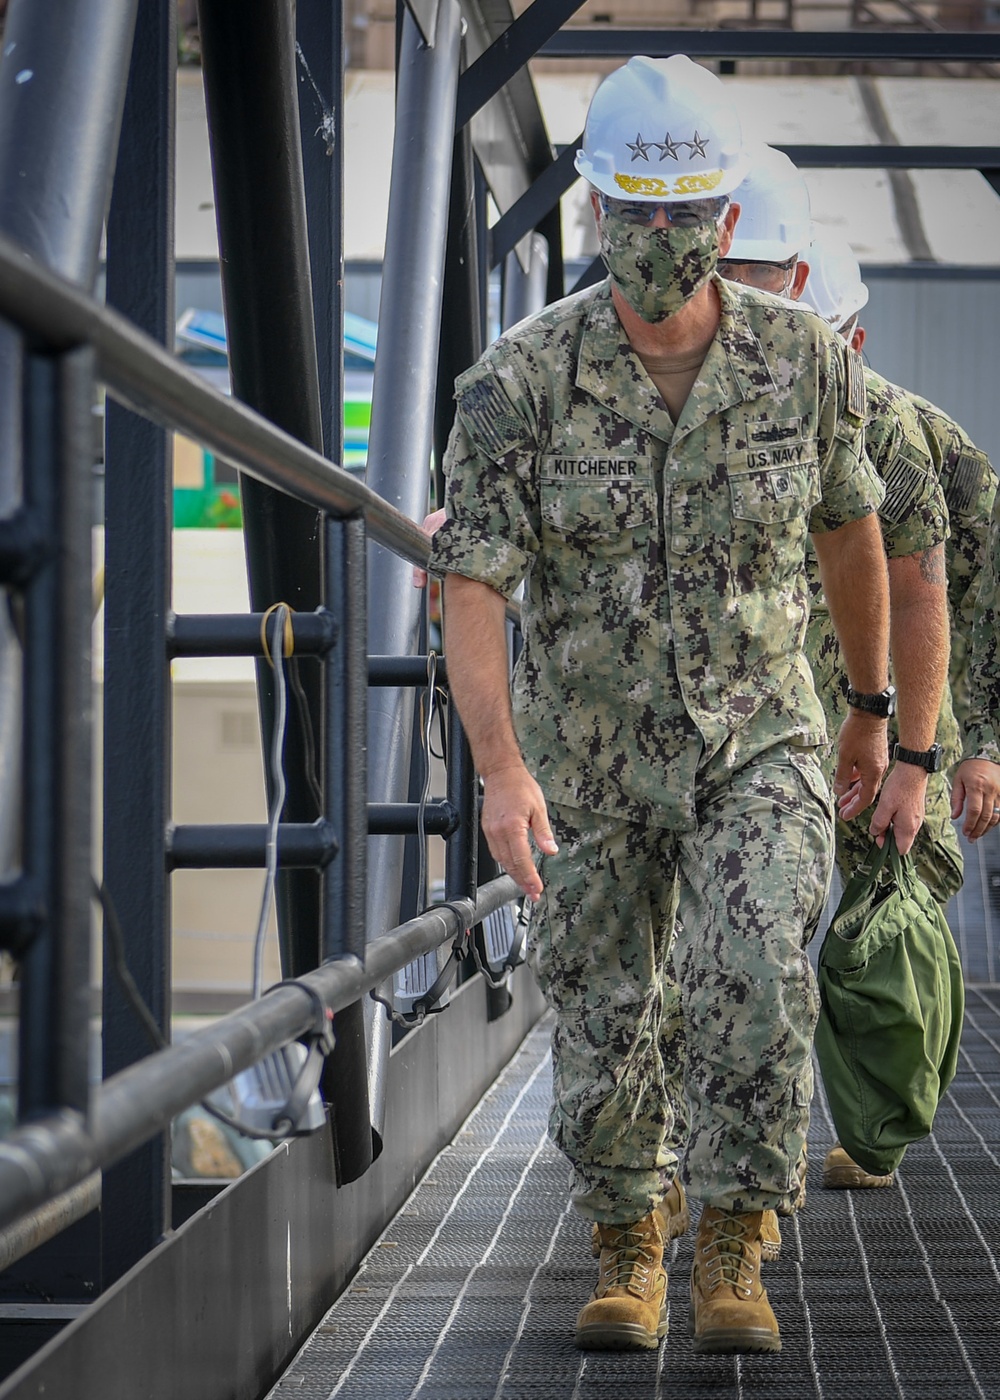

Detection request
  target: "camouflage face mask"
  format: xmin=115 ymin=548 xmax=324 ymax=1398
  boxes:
xmin=599 ymin=216 xmax=721 ymax=323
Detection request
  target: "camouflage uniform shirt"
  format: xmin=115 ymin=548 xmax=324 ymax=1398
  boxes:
xmin=907 ymin=391 xmax=997 ymax=754
xmin=964 ymin=487 xmax=1000 ymax=765
xmin=430 ymin=276 xmax=885 ymax=828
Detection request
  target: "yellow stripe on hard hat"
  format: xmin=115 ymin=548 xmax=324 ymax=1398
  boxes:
xmin=614 ymin=169 xmax=726 ymax=198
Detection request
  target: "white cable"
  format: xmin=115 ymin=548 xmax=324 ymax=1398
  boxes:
xmin=252 ymin=605 xmax=290 ymax=1001
xmin=416 ymin=653 xmax=438 ymax=911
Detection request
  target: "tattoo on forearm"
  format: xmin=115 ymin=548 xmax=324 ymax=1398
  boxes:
xmin=918 ymin=545 xmax=946 ymax=586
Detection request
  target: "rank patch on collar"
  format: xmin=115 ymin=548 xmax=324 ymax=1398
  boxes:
xmin=946 ymin=450 xmax=989 ymax=515
xmin=846 ymin=348 xmax=866 ymax=421
xmin=457 ymin=374 xmax=527 ymax=459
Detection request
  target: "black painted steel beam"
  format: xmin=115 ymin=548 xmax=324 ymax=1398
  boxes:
xmin=455 ymin=0 xmax=586 ymax=129
xmin=0 ymin=873 xmax=520 ymax=1233
xmin=538 ymin=30 xmax=1000 ymax=62
xmin=489 ymin=142 xmax=577 ymax=269
xmin=18 ymin=348 xmax=94 ymax=1121
xmin=167 ymin=822 xmax=340 ymax=871
xmin=167 ymin=804 xmax=459 ymax=870
xmin=167 ymin=610 xmax=338 ymax=658
xmin=368 ymin=655 xmax=450 ymax=686
xmin=363 ymin=0 xmax=463 ymax=1143
xmin=102 ymin=0 xmax=175 ymax=1287
xmin=198 ymin=0 xmax=328 ymax=987
xmin=782 ymin=145 xmax=1000 ymax=169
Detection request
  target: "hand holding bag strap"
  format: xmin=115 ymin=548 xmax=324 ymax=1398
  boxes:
xmin=830 ymin=830 xmax=898 ymax=944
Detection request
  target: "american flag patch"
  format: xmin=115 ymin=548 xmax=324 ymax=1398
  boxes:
xmin=846 ymin=349 xmax=866 ymax=420
xmin=945 ymin=450 xmax=989 ymax=516
xmin=880 ymin=448 xmax=926 ymax=524
xmin=458 ymin=375 xmax=527 ymax=459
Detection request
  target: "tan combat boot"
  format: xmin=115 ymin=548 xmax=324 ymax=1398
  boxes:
xmin=759 ymin=1209 xmax=781 ymax=1263
xmin=576 ymin=1212 xmax=668 ymax=1350
xmin=589 ymin=1177 xmax=690 ymax=1257
xmin=822 ymin=1143 xmax=895 ymax=1189
xmin=690 ymin=1207 xmax=781 ymax=1354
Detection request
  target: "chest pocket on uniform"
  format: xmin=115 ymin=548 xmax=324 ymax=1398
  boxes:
xmin=540 ymin=478 xmax=656 ymax=552
xmin=729 ymin=462 xmax=821 ymax=524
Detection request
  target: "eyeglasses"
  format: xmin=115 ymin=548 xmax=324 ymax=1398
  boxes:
xmin=599 ymin=194 xmax=727 ymax=228
xmin=718 ymin=258 xmax=795 ymax=295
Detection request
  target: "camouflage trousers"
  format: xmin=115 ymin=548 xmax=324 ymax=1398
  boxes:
xmin=529 ymin=747 xmax=832 ymax=1224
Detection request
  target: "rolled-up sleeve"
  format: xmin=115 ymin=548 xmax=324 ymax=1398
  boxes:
xmin=428 ymin=360 xmax=541 ymax=600
xmin=809 ymin=344 xmax=886 ymax=534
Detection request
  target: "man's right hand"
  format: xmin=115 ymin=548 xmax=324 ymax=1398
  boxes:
xmin=832 ymin=708 xmax=890 ymax=822
xmin=480 ymin=762 xmax=559 ymax=902
xmin=413 ymin=507 xmax=447 ymax=588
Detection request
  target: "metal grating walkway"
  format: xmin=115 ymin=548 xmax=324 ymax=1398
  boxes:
xmin=269 ymin=832 xmax=1000 ymax=1400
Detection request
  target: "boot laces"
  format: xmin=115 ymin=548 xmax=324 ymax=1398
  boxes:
xmin=700 ymin=1214 xmax=757 ymax=1295
xmin=600 ymin=1224 xmax=656 ymax=1291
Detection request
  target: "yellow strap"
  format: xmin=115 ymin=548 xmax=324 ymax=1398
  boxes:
xmin=259 ymin=603 xmax=295 ymax=667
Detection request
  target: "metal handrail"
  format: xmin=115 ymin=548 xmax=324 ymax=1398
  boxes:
xmin=0 ymin=233 xmax=430 ymax=561
xmin=0 ymin=872 xmax=519 ymax=1231
xmin=0 ymin=232 xmax=522 ymax=628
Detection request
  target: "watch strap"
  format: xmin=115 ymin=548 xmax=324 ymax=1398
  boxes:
xmin=846 ymin=683 xmax=896 ymax=718
xmin=892 ymin=742 xmax=944 ymax=773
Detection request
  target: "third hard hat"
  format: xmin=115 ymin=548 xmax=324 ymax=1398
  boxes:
xmin=575 ymin=55 xmax=746 ymax=202
xmin=800 ymin=227 xmax=870 ymax=327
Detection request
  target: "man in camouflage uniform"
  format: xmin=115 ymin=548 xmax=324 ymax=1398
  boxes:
xmin=959 ymin=490 xmax=1000 ymax=804
xmin=798 ymin=229 xmax=1000 ymax=1188
xmin=430 ymin=57 xmax=921 ymax=1358
xmin=717 ymin=170 xmax=953 ymax=1202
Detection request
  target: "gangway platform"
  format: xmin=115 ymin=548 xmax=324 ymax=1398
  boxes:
xmin=268 ymin=852 xmax=1000 ymax=1400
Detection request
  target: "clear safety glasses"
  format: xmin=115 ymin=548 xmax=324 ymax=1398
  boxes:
xmin=599 ymin=194 xmax=728 ymax=229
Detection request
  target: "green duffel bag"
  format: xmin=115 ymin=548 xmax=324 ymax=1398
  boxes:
xmin=815 ymin=829 xmax=965 ymax=1178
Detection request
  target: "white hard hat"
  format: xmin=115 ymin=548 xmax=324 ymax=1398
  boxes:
xmin=575 ymin=55 xmax=747 ymax=202
xmin=800 ymin=226 xmax=870 ymax=327
xmin=725 ymin=145 xmax=812 ymax=262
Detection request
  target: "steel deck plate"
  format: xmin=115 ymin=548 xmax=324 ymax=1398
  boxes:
xmin=269 ymin=831 xmax=1000 ymax=1400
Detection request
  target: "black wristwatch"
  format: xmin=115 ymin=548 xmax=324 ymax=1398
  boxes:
xmin=846 ymin=683 xmax=896 ymax=719
xmin=892 ymin=741 xmax=944 ymax=773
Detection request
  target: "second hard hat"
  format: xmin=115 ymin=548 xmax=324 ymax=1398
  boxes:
xmin=575 ymin=54 xmax=746 ymax=202
xmin=725 ymin=145 xmax=812 ymax=262
xmin=800 ymin=226 xmax=870 ymax=327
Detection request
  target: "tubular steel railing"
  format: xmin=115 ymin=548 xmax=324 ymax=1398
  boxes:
xmin=0 ymin=227 xmax=518 ymax=1234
